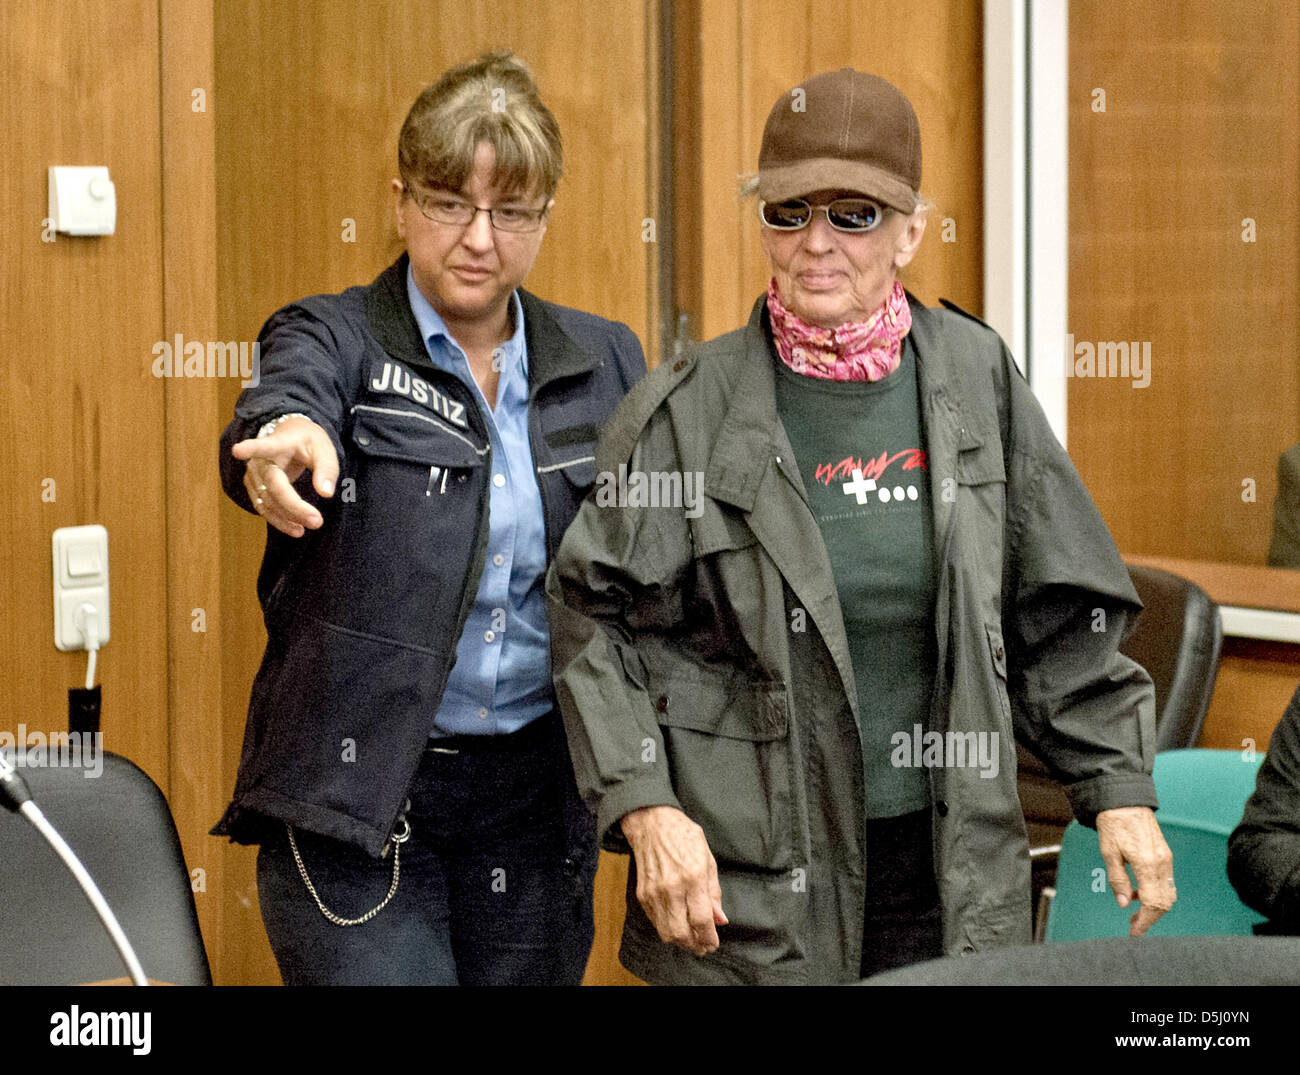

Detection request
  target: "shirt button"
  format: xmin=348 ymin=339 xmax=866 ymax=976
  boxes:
xmin=493 ymin=554 xmax=505 ymax=567
xmin=484 ymin=630 xmax=495 ymax=642
xmin=493 ymin=474 xmax=505 ymax=487
xmin=477 ymin=707 xmax=488 ymax=720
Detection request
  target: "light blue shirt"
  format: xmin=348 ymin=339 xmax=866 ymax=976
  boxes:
xmin=406 ymin=268 xmax=553 ymax=736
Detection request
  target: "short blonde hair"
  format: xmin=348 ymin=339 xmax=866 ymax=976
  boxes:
xmin=398 ymin=50 xmax=562 ymax=200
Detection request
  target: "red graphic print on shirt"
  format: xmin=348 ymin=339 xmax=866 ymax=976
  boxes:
xmin=813 ymin=449 xmax=927 ymax=506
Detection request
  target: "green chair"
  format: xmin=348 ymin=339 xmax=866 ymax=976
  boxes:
xmin=1045 ymin=749 xmax=1266 ymax=941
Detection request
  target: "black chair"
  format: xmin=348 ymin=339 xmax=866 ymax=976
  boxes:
xmin=860 ymin=934 xmax=1300 ymax=985
xmin=1018 ymin=565 xmax=1224 ymax=935
xmin=0 ymin=750 xmax=211 ymax=985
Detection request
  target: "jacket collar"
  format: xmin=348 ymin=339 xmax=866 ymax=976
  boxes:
xmin=364 ymin=253 xmax=596 ymax=393
xmin=364 ymin=253 xmax=429 ymax=368
xmin=518 ymin=288 xmax=598 ymax=391
xmin=703 ymin=296 xmax=805 ymax=513
xmin=704 ymin=292 xmax=980 ymax=514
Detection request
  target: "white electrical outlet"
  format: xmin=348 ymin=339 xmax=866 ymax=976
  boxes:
xmin=53 ymin=525 xmax=110 ymax=651
xmin=48 ymin=166 xmax=117 ymax=236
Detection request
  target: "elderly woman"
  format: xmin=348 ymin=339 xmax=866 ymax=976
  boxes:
xmin=547 ymin=68 xmax=1174 ymax=984
xmin=211 ymin=51 xmax=645 ymax=985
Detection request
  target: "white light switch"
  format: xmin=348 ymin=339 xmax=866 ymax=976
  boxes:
xmin=53 ymin=525 xmax=110 ymax=651
xmin=66 ymin=545 xmax=100 ymax=578
xmin=48 ymin=166 xmax=117 ymax=236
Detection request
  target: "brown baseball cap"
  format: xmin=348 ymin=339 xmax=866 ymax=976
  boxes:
xmin=758 ymin=68 xmax=921 ymax=213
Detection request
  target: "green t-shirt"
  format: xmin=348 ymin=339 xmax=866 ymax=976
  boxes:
xmin=773 ymin=338 xmax=936 ymax=818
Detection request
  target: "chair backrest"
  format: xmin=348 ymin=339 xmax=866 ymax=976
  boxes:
xmin=0 ymin=750 xmax=211 ymax=985
xmin=1121 ymin=565 xmax=1223 ymax=751
xmin=1045 ymin=749 xmax=1266 ymax=942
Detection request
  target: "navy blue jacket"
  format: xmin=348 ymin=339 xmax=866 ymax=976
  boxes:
xmin=213 ymin=254 xmax=645 ymax=857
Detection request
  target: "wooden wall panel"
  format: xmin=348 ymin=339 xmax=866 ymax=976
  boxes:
xmin=0 ymin=4 xmax=169 ymax=792
xmin=681 ymin=0 xmax=984 ymax=343
xmin=1199 ymin=640 xmax=1300 ymax=755
xmin=160 ymin=0 xmax=229 ymax=990
xmin=211 ymin=0 xmax=660 ymax=985
xmin=1068 ymin=0 xmax=1300 ymax=567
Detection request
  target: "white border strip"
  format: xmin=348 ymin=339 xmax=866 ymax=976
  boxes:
xmin=1220 ymin=606 xmax=1300 ymax=644
xmin=982 ymin=0 xmax=1026 ymax=371
xmin=1027 ymin=0 xmax=1068 ymax=446
xmin=983 ymin=0 xmax=1069 ymax=446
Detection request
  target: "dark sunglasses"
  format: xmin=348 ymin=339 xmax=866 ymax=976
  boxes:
xmin=759 ymin=197 xmax=886 ymax=233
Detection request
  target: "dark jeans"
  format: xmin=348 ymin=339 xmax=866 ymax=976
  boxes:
xmin=860 ymin=806 xmax=944 ymax=979
xmin=256 ymin=715 xmax=595 ymax=985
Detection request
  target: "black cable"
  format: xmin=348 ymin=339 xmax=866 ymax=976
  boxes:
xmin=0 ymin=751 xmax=33 ymax=812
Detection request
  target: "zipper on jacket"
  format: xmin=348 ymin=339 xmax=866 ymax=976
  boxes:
xmin=350 ymin=402 xmax=490 ymax=458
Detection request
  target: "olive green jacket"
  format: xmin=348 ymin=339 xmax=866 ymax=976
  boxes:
xmin=546 ymin=295 xmax=1157 ymax=985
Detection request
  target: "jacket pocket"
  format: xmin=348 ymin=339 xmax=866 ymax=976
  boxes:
xmin=544 ymin=452 xmax=596 ymax=485
xmin=247 ymin=612 xmax=437 ymax=840
xmin=349 ymin=403 xmax=487 ymax=469
xmin=542 ymin=452 xmax=597 ymax=499
xmin=651 ymin=661 xmax=794 ymax=871
xmin=955 ymin=421 xmax=1006 ymax=485
xmin=284 ymin=404 xmax=487 ymax=640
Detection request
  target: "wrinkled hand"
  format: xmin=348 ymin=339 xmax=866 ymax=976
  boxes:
xmin=232 ymin=417 xmax=339 ymax=537
xmin=1095 ymin=805 xmax=1176 ymax=936
xmin=621 ymin=805 xmax=728 ymax=955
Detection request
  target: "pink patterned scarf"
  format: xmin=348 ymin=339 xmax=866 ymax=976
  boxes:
xmin=767 ymin=278 xmax=912 ymax=382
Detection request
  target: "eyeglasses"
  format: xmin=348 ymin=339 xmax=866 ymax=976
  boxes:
xmin=758 ymin=197 xmax=886 ymax=233
xmin=403 ymin=182 xmax=549 ymax=233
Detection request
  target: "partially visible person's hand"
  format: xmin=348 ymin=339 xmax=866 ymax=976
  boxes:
xmin=232 ymin=416 xmax=339 ymax=537
xmin=621 ymin=805 xmax=728 ymax=955
xmin=1096 ymin=805 xmax=1176 ymax=936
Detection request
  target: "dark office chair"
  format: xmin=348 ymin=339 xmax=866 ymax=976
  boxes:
xmin=1018 ymin=564 xmax=1224 ymax=936
xmin=0 ymin=750 xmax=211 ymax=985
xmin=860 ymin=934 xmax=1300 ymax=985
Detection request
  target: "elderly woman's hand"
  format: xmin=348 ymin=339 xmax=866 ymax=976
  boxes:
xmin=232 ymin=417 xmax=339 ymax=537
xmin=620 ymin=805 xmax=728 ymax=956
xmin=1095 ymin=805 xmax=1177 ymax=935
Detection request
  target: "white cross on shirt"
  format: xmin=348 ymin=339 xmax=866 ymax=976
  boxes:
xmin=841 ymin=468 xmax=877 ymax=504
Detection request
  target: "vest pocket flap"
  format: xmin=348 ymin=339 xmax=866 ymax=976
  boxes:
xmin=689 ymin=502 xmax=759 ymax=556
xmin=349 ymin=404 xmax=485 ymax=468
xmin=653 ymin=666 xmax=788 ymax=741
xmin=956 ymin=426 xmax=1006 ymax=485
xmin=545 ymin=454 xmax=597 ymax=490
